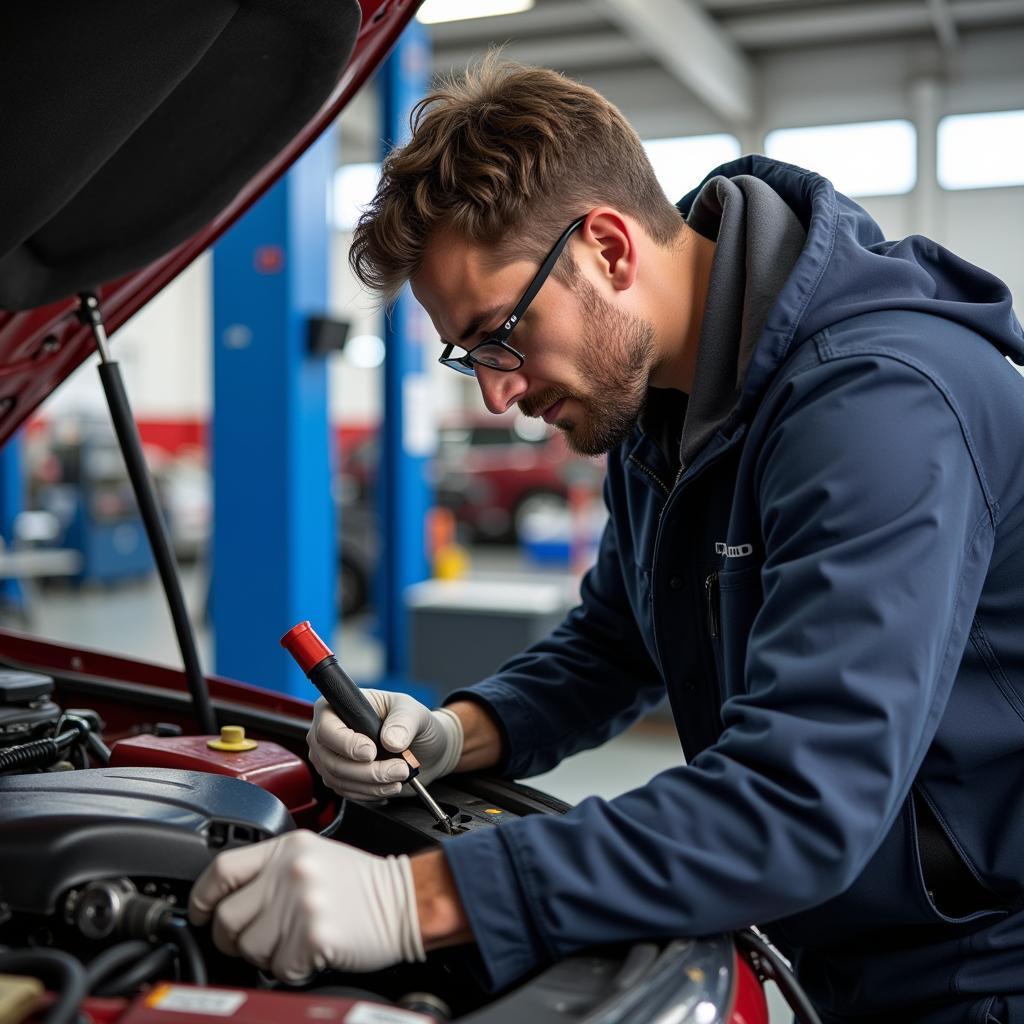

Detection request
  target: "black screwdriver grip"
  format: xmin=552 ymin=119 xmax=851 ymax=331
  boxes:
xmin=309 ymin=656 xmax=419 ymax=777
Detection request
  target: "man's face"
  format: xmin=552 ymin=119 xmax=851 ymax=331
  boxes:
xmin=412 ymin=229 xmax=656 ymax=457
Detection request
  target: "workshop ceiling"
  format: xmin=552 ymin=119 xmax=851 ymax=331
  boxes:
xmin=428 ymin=0 xmax=1024 ymax=126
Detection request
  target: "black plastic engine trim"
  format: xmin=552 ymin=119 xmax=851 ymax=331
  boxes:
xmin=0 ymin=767 xmax=294 ymax=914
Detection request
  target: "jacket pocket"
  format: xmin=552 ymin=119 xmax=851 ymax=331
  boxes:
xmin=912 ymin=788 xmax=1005 ymax=922
xmin=771 ymin=792 xmax=1005 ymax=955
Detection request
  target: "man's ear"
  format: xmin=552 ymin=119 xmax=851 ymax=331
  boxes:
xmin=581 ymin=209 xmax=638 ymax=292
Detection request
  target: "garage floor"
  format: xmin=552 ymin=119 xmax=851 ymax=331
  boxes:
xmin=12 ymin=560 xmax=792 ymax=1021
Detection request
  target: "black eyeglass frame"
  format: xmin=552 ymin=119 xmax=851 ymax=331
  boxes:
xmin=438 ymin=215 xmax=587 ymax=377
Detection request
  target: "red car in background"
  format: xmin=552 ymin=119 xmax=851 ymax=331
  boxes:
xmin=434 ymin=413 xmax=604 ymax=541
xmin=340 ymin=412 xmax=605 ymax=543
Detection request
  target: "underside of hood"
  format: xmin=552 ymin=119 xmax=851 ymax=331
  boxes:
xmin=0 ymin=1 xmax=361 ymax=311
xmin=0 ymin=0 xmax=417 ymax=446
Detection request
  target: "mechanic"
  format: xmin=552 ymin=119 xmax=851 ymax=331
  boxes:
xmin=190 ymin=57 xmax=1024 ymax=1023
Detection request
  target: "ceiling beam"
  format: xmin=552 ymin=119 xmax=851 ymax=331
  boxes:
xmin=926 ymin=0 xmax=960 ymax=52
xmin=725 ymin=4 xmax=930 ymax=47
xmin=724 ymin=0 xmax=1024 ymax=49
xmin=702 ymin=0 xmax=851 ymax=9
xmin=433 ymin=31 xmax=647 ymax=76
xmin=595 ymin=0 xmax=755 ymax=123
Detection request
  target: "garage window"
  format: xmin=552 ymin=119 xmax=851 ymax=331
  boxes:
xmin=938 ymin=110 xmax=1024 ymax=190
xmin=334 ymin=162 xmax=381 ymax=232
xmin=643 ymin=134 xmax=742 ymax=203
xmin=765 ymin=120 xmax=917 ymax=197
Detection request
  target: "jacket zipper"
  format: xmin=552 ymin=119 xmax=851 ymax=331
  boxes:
xmin=643 ymin=434 xmax=741 ymax=696
xmin=705 ymin=571 xmax=720 ymax=638
xmin=633 ymin=450 xmax=724 ymax=641
xmin=627 ymin=454 xmax=671 ymax=495
xmin=913 ymin=786 xmax=996 ymax=909
xmin=628 ymin=456 xmax=689 ymax=531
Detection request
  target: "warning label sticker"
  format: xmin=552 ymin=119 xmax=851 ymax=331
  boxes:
xmin=345 ymin=1002 xmax=431 ymax=1023
xmin=146 ymin=984 xmax=248 ymax=1016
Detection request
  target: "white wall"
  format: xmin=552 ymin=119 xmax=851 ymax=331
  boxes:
xmin=939 ymin=188 xmax=1024 ymax=304
xmin=329 ymin=232 xmax=474 ymax=427
xmin=39 ymin=253 xmax=213 ymax=423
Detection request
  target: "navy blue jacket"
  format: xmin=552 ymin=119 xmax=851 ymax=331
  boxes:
xmin=443 ymin=156 xmax=1024 ymax=1021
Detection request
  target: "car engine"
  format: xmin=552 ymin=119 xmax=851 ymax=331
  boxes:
xmin=0 ymin=663 xmax=776 ymax=1024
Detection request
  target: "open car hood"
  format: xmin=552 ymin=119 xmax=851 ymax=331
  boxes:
xmin=0 ymin=0 xmax=414 ymax=447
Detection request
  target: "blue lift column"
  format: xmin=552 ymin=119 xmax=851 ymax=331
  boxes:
xmin=377 ymin=22 xmax=434 ymax=684
xmin=0 ymin=435 xmax=23 ymax=610
xmin=211 ymin=130 xmax=336 ymax=699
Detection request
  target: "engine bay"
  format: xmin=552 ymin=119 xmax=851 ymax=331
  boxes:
xmin=0 ymin=661 xmax=754 ymax=1024
xmin=0 ymin=664 xmax=511 ymax=1019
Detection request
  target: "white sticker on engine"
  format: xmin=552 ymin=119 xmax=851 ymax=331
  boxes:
xmin=146 ymin=984 xmax=247 ymax=1015
xmin=345 ymin=1003 xmax=430 ymax=1024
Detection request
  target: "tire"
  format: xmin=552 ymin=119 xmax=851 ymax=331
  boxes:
xmin=338 ymin=550 xmax=369 ymax=618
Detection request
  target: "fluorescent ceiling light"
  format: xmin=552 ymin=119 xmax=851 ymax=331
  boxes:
xmin=344 ymin=335 xmax=386 ymax=369
xmin=417 ymin=0 xmax=534 ymax=25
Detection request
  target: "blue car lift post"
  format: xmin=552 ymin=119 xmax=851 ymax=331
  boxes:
xmin=211 ymin=130 xmax=336 ymax=700
xmin=212 ymin=24 xmax=433 ymax=702
xmin=0 ymin=435 xmax=23 ymax=615
xmin=376 ymin=21 xmax=435 ymax=703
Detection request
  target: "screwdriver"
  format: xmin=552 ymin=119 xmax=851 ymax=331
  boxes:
xmin=281 ymin=620 xmax=455 ymax=835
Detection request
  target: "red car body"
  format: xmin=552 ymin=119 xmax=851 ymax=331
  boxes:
xmin=341 ymin=414 xmax=605 ymax=542
xmin=434 ymin=414 xmax=603 ymax=541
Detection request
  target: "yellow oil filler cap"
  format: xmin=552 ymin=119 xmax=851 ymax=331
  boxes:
xmin=207 ymin=725 xmax=258 ymax=752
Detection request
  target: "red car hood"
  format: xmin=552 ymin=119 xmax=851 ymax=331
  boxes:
xmin=0 ymin=0 xmax=416 ymax=447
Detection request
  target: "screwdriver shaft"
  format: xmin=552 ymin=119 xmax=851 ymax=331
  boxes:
xmin=281 ymin=622 xmax=459 ymax=837
xmin=409 ymin=778 xmax=455 ymax=834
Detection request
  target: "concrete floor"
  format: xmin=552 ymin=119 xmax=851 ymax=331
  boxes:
xmin=9 ymin=557 xmax=793 ymax=1021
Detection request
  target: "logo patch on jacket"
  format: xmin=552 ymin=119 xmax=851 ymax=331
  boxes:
xmin=715 ymin=541 xmax=753 ymax=558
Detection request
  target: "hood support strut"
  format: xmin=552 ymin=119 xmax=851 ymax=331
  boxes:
xmin=76 ymin=294 xmax=216 ymax=736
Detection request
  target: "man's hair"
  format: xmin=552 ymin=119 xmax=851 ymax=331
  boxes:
xmin=349 ymin=54 xmax=684 ymax=302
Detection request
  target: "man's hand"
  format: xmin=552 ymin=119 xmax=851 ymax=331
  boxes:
xmin=307 ymin=690 xmax=463 ymax=801
xmin=188 ymin=831 xmax=425 ymax=983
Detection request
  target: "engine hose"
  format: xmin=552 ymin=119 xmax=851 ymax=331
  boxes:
xmin=159 ymin=919 xmax=207 ymax=986
xmin=95 ymin=944 xmax=177 ymax=998
xmin=0 ymin=948 xmax=88 ymax=1024
xmin=319 ymin=800 xmax=348 ymax=838
xmin=84 ymin=941 xmax=152 ymax=992
xmin=0 ymin=728 xmax=79 ymax=773
xmin=735 ymin=929 xmax=823 ymax=1024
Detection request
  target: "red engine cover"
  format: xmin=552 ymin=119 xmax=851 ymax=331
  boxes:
xmin=109 ymin=734 xmax=316 ymax=827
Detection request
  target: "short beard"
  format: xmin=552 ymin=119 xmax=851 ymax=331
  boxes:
xmin=530 ymin=278 xmax=654 ymax=457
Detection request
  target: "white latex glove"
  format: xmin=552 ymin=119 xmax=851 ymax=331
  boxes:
xmin=306 ymin=690 xmax=463 ymax=801
xmin=188 ymin=831 xmax=425 ymax=983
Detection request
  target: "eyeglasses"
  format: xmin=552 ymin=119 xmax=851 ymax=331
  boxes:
xmin=438 ymin=215 xmax=586 ymax=377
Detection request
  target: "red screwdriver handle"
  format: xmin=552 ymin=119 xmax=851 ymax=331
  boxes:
xmin=281 ymin=621 xmax=419 ymax=777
